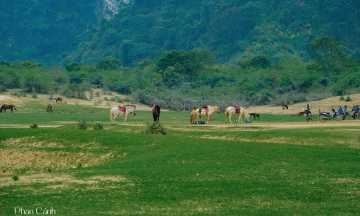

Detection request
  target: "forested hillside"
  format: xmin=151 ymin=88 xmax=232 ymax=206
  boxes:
xmin=64 ymin=0 xmax=360 ymax=66
xmin=0 ymin=0 xmax=360 ymax=109
xmin=0 ymin=0 xmax=100 ymax=65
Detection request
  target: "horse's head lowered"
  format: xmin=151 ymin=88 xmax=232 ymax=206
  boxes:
xmin=126 ymin=104 xmax=136 ymax=115
xmin=212 ymin=106 xmax=220 ymax=113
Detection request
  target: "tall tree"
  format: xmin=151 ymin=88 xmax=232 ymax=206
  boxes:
xmin=307 ymin=36 xmax=357 ymax=75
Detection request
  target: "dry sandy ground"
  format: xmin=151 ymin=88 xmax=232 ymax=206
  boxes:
xmin=0 ymin=89 xmax=154 ymax=111
xmin=247 ymin=94 xmax=360 ymax=115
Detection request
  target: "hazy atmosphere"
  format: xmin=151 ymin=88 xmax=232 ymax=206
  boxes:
xmin=1 ymin=1 xmax=360 ymax=215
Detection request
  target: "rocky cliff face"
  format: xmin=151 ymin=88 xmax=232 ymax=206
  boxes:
xmin=102 ymin=0 xmax=132 ymax=19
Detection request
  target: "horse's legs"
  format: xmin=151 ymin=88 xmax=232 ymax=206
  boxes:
xmin=194 ymin=114 xmax=199 ymax=125
xmin=112 ymin=115 xmax=117 ymax=125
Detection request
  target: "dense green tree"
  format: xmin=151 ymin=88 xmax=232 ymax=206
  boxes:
xmin=307 ymin=36 xmax=357 ymax=74
xmin=65 ymin=62 xmax=82 ymax=72
xmin=156 ymin=50 xmax=215 ymax=81
xmin=96 ymin=56 xmax=122 ymax=70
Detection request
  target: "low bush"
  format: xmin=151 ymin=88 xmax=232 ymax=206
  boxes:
xmin=93 ymin=123 xmax=104 ymax=130
xmin=12 ymin=174 xmax=19 ymax=181
xmin=145 ymin=121 xmax=167 ymax=135
xmin=78 ymin=120 xmax=88 ymax=130
xmin=30 ymin=123 xmax=38 ymax=128
xmin=345 ymin=95 xmax=353 ymax=101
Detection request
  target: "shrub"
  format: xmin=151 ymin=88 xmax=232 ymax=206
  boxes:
xmin=340 ymin=95 xmax=344 ymax=100
xmin=77 ymin=162 xmax=82 ymax=168
xmin=12 ymin=174 xmax=19 ymax=181
xmin=13 ymin=168 xmax=20 ymax=174
xmin=32 ymin=93 xmax=38 ymax=98
xmin=145 ymin=121 xmax=167 ymax=135
xmin=345 ymin=95 xmax=353 ymax=101
xmin=93 ymin=123 xmax=104 ymax=130
xmin=30 ymin=123 xmax=38 ymax=128
xmin=78 ymin=120 xmax=88 ymax=130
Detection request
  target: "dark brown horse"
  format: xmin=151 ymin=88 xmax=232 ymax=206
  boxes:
xmin=47 ymin=103 xmax=53 ymax=112
xmin=281 ymin=103 xmax=288 ymax=110
xmin=250 ymin=113 xmax=259 ymax=121
xmin=292 ymin=112 xmax=305 ymax=116
xmin=152 ymin=104 xmax=161 ymax=121
xmin=56 ymin=97 xmax=62 ymax=103
xmin=0 ymin=104 xmax=17 ymax=113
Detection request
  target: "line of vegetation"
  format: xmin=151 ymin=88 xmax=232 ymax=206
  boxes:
xmin=0 ymin=36 xmax=358 ymax=110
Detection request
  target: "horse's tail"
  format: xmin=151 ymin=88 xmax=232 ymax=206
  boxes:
xmin=190 ymin=114 xmax=193 ymax=123
xmin=225 ymin=109 xmax=229 ymax=120
xmin=13 ymin=106 xmax=17 ymax=111
xmin=110 ymin=109 xmax=114 ymax=122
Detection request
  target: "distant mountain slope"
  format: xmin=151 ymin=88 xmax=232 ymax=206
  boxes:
xmin=64 ymin=0 xmax=360 ymax=66
xmin=0 ymin=0 xmax=131 ymax=66
xmin=0 ymin=0 xmax=359 ymax=66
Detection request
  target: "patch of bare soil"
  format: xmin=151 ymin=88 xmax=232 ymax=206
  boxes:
xmin=0 ymin=147 xmax=113 ymax=176
xmin=247 ymin=93 xmax=360 ymax=115
xmin=0 ymin=89 xmax=159 ymax=111
xmin=0 ymin=173 xmax=129 ymax=187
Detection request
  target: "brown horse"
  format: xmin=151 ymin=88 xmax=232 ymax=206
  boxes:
xmin=292 ymin=112 xmax=304 ymax=116
xmin=0 ymin=104 xmax=17 ymax=113
xmin=190 ymin=106 xmax=199 ymax=124
xmin=47 ymin=103 xmax=53 ymax=112
xmin=152 ymin=104 xmax=161 ymax=121
xmin=250 ymin=113 xmax=259 ymax=121
xmin=281 ymin=103 xmax=288 ymax=110
xmin=56 ymin=97 xmax=62 ymax=103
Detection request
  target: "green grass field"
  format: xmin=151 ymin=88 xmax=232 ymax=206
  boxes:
xmin=0 ymin=101 xmax=359 ymax=215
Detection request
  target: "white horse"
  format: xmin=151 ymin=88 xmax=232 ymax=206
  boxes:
xmin=225 ymin=106 xmax=250 ymax=123
xmin=110 ymin=105 xmax=136 ymax=124
xmin=191 ymin=106 xmax=220 ymax=124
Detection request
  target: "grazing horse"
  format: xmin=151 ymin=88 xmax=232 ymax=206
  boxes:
xmin=56 ymin=97 xmax=62 ymax=103
xmin=152 ymin=104 xmax=161 ymax=121
xmin=190 ymin=106 xmax=199 ymax=124
xmin=281 ymin=103 xmax=288 ymax=110
xmin=110 ymin=104 xmax=136 ymax=124
xmin=250 ymin=113 xmax=259 ymax=121
xmin=0 ymin=104 xmax=17 ymax=113
xmin=292 ymin=112 xmax=305 ymax=117
xmin=47 ymin=103 xmax=53 ymax=112
xmin=225 ymin=106 xmax=250 ymax=123
xmin=191 ymin=106 xmax=220 ymax=124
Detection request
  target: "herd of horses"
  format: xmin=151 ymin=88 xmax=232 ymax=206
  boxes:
xmin=189 ymin=106 xmax=258 ymax=125
xmin=1 ymin=94 xmax=263 ymax=125
xmin=109 ymin=104 xmax=258 ymax=125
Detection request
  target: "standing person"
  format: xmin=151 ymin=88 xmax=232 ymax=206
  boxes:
xmin=304 ymin=104 xmax=311 ymax=118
